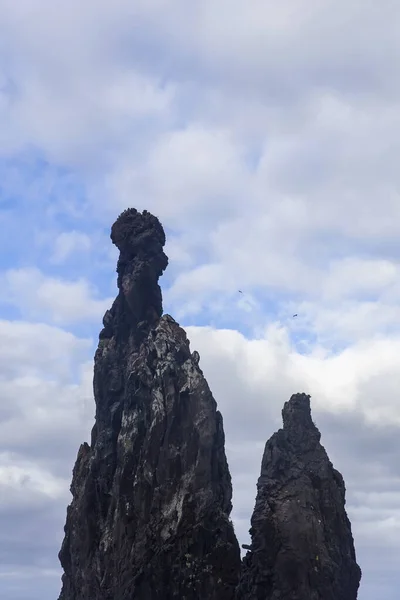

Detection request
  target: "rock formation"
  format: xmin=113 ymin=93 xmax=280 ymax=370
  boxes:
xmin=58 ymin=208 xmax=240 ymax=600
xmin=57 ymin=208 xmax=361 ymax=600
xmin=236 ymin=393 xmax=361 ymax=600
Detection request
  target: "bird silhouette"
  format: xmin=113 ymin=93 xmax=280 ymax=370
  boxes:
xmin=293 ymin=314 xmax=298 ymax=317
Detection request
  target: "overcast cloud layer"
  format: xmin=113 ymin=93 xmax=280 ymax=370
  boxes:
xmin=1 ymin=2 xmax=400 ymax=598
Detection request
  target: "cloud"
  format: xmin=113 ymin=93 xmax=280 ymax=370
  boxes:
xmin=1 ymin=1 xmax=400 ymax=598
xmin=105 ymin=124 xmax=250 ymax=225
xmin=0 ymin=268 xmax=113 ymax=325
xmin=0 ymin=319 xmax=94 ymax=600
xmin=0 ymin=319 xmax=90 ymax=379
xmin=0 ymin=1 xmax=176 ymax=166
xmin=0 ymin=453 xmax=67 ymax=510
xmin=50 ymin=231 xmax=92 ymax=264
xmin=186 ymin=325 xmax=400 ymax=428
xmin=2 ymin=0 xmax=400 ymax=279
xmin=321 ymin=258 xmax=400 ymax=300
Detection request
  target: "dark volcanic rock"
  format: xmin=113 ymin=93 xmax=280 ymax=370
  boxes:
xmin=237 ymin=393 xmax=361 ymax=600
xmin=58 ymin=208 xmax=240 ymax=600
xmin=57 ymin=208 xmax=361 ymax=600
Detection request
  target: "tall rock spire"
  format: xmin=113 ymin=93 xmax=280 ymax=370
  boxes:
xmin=236 ymin=393 xmax=361 ymax=600
xmin=57 ymin=209 xmax=240 ymax=600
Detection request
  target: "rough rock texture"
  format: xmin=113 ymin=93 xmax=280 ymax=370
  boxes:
xmin=58 ymin=208 xmax=240 ymax=600
xmin=237 ymin=393 xmax=361 ymax=600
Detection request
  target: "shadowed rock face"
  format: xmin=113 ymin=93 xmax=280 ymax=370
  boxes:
xmin=57 ymin=208 xmax=240 ymax=600
xmin=236 ymin=393 xmax=362 ymax=600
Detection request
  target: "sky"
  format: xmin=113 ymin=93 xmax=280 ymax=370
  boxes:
xmin=0 ymin=1 xmax=400 ymax=598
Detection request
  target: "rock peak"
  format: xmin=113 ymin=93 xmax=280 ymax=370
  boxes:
xmin=111 ymin=208 xmax=166 ymax=261
xmin=105 ymin=208 xmax=168 ymax=333
xmin=282 ymin=392 xmax=321 ymax=443
xmin=237 ymin=393 xmax=361 ymax=600
xmin=282 ymin=392 xmax=311 ymax=425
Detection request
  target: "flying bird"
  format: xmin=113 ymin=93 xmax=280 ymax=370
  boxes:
xmin=238 ymin=290 xmax=243 ymax=293
xmin=293 ymin=314 xmax=298 ymax=317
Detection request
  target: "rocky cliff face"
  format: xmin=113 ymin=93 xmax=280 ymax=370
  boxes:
xmin=58 ymin=209 xmax=240 ymax=600
xmin=237 ymin=393 xmax=361 ymax=600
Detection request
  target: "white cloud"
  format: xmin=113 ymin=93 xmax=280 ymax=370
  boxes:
xmin=0 ymin=268 xmax=112 ymax=325
xmin=105 ymin=124 xmax=250 ymax=228
xmin=0 ymin=320 xmax=93 ymax=456
xmin=0 ymin=453 xmax=68 ymax=510
xmin=296 ymin=300 xmax=400 ymax=346
xmin=0 ymin=319 xmax=90 ymax=380
xmin=0 ymin=319 xmax=94 ymax=599
xmin=2 ymin=0 xmax=400 ymax=273
xmin=321 ymin=258 xmax=400 ymax=300
xmin=185 ymin=324 xmax=400 ymax=428
xmin=51 ymin=231 xmax=92 ymax=264
xmin=0 ymin=1 xmax=175 ymax=165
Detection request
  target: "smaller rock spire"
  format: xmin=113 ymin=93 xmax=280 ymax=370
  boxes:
xmin=237 ymin=392 xmax=361 ymax=600
xmin=281 ymin=392 xmax=321 ymax=446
